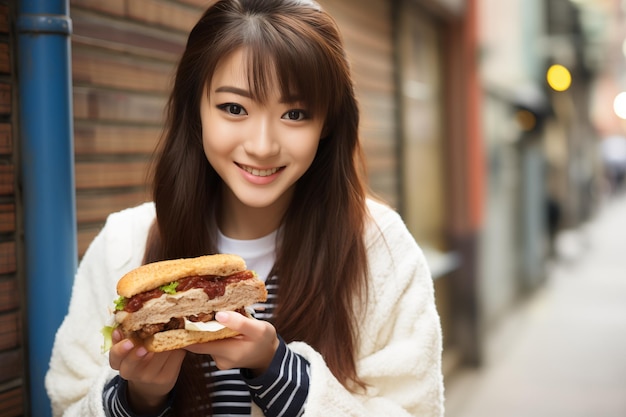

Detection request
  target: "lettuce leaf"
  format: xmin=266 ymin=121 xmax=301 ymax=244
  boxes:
xmin=159 ymin=281 xmax=179 ymax=294
xmin=100 ymin=323 xmax=118 ymax=353
xmin=113 ymin=296 xmax=127 ymax=311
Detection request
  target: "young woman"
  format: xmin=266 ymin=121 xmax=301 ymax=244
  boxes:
xmin=45 ymin=0 xmax=444 ymax=416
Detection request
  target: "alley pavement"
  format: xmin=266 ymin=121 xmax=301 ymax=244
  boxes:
xmin=443 ymin=194 xmax=626 ymax=417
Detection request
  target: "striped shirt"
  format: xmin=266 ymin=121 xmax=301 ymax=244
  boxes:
xmin=103 ymin=276 xmax=311 ymax=416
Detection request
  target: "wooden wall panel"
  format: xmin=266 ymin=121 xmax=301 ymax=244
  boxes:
xmin=0 ymin=350 xmax=22 ymax=385
xmin=0 ymin=4 xmax=7 ymax=33
xmin=0 ymin=43 xmax=8 ymax=74
xmin=77 ymin=226 xmax=103 ymax=258
xmin=0 ymin=124 xmax=12 ymax=154
xmin=0 ymin=204 xmax=14 ymax=234
xmin=0 ymin=387 xmax=22 ymax=417
xmin=75 ymin=161 xmax=151 ymax=190
xmin=0 ymin=278 xmax=19 ymax=312
xmin=178 ymin=0 xmax=213 ymax=7
xmin=71 ymin=0 xmax=201 ymax=32
xmin=0 ymin=83 xmax=10 ymax=114
xmin=0 ymin=2 xmax=23 ymax=415
xmin=71 ymin=0 xmax=205 ymax=256
xmin=0 ymin=165 xmax=14 ymax=196
xmin=73 ymin=87 xmax=166 ymax=124
xmin=72 ymin=50 xmax=175 ymax=93
xmin=74 ymin=123 xmax=162 ymax=155
xmin=72 ymin=9 xmax=185 ymax=61
xmin=0 ymin=241 xmax=16 ymax=274
xmin=319 ymin=0 xmax=398 ymax=206
xmin=126 ymin=0 xmax=201 ymax=32
xmin=0 ymin=312 xmax=19 ymax=350
xmin=77 ymin=191 xmax=151 ymax=224
xmin=70 ymin=0 xmax=126 ymax=17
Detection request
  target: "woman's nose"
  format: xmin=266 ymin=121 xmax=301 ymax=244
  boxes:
xmin=243 ymin=117 xmax=280 ymax=158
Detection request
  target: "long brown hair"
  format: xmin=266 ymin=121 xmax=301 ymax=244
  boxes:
xmin=144 ymin=0 xmax=369 ymax=411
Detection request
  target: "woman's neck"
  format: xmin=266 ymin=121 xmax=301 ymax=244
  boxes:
xmin=218 ymin=188 xmax=291 ymax=240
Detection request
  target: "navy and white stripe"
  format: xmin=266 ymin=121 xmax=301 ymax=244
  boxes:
xmin=207 ymin=368 xmax=252 ymax=415
xmin=102 ymin=276 xmax=310 ymax=416
xmin=244 ymin=338 xmax=309 ymax=417
xmin=103 ymin=377 xmax=172 ymax=417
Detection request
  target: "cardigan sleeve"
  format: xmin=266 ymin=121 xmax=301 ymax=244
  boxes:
xmin=45 ymin=204 xmax=154 ymax=417
xmin=288 ymin=200 xmax=445 ymax=417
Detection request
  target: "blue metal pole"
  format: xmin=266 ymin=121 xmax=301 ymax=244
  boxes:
xmin=17 ymin=1 xmax=76 ymax=416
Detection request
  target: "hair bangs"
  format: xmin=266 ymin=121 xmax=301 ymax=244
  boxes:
xmin=238 ymin=16 xmax=337 ymax=121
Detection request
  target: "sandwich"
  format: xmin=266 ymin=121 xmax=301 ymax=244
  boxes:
xmin=103 ymin=253 xmax=267 ymax=352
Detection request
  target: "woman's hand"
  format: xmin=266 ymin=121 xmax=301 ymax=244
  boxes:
xmin=109 ymin=329 xmax=186 ymax=414
xmin=185 ymin=311 xmax=280 ymax=377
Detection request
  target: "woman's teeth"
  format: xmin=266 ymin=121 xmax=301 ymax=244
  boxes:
xmin=241 ymin=166 xmax=280 ymax=177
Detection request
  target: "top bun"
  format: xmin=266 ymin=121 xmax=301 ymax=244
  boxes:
xmin=117 ymin=254 xmax=247 ymax=298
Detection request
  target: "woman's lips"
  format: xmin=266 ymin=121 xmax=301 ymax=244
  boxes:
xmin=238 ymin=164 xmax=281 ymax=177
xmin=236 ymin=163 xmax=285 ymax=184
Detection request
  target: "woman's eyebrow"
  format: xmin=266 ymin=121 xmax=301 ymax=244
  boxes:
xmin=214 ymin=86 xmax=251 ymax=98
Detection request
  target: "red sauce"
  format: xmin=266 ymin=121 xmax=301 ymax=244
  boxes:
xmin=123 ymin=270 xmax=254 ymax=313
xmin=125 ymin=288 xmax=163 ymax=313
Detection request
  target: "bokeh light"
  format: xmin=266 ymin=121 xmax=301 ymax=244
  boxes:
xmin=613 ymin=92 xmax=626 ymax=119
xmin=546 ymin=64 xmax=572 ymax=92
xmin=515 ymin=109 xmax=536 ymax=131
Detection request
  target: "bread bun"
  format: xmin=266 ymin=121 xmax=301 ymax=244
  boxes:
xmin=117 ymin=253 xmax=247 ymax=298
xmin=145 ymin=328 xmax=241 ymax=352
xmin=143 ymin=309 xmax=255 ymax=352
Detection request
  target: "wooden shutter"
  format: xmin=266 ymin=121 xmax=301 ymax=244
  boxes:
xmin=319 ymin=0 xmax=399 ymax=206
xmin=70 ymin=0 xmax=206 ymax=256
xmin=0 ymin=1 xmax=24 ymax=416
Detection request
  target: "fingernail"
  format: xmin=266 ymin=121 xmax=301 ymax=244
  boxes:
xmin=112 ymin=329 xmax=122 ymax=343
xmin=121 ymin=340 xmax=134 ymax=351
xmin=215 ymin=311 xmax=229 ymax=322
xmin=136 ymin=347 xmax=147 ymax=357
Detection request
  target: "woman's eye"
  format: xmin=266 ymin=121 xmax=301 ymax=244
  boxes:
xmin=282 ymin=110 xmax=307 ymax=121
xmin=218 ymin=103 xmax=247 ymax=116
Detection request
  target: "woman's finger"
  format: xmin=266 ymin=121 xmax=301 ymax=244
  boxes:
xmin=108 ymin=338 xmax=136 ymax=370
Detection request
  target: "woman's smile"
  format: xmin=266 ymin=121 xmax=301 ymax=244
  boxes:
xmin=236 ymin=163 xmax=285 ymax=185
xmin=200 ymin=48 xmax=324 ymax=212
xmin=236 ymin=163 xmax=284 ymax=178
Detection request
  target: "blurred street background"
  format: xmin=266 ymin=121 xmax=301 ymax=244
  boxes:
xmin=2 ymin=0 xmax=626 ymax=416
xmin=445 ymin=193 xmax=626 ymax=417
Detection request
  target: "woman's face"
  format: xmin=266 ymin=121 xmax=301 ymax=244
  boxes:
xmin=200 ymin=49 xmax=324 ymax=215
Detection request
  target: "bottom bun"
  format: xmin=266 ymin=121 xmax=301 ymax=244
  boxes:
xmin=145 ymin=327 xmax=240 ymax=352
xmin=143 ymin=310 xmax=254 ymax=352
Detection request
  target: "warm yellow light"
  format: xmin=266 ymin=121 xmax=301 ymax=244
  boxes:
xmin=515 ymin=109 xmax=536 ymax=131
xmin=614 ymin=92 xmax=626 ymax=120
xmin=546 ymin=64 xmax=572 ymax=92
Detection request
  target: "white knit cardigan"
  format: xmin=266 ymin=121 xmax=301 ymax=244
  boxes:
xmin=45 ymin=199 xmax=444 ymax=416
